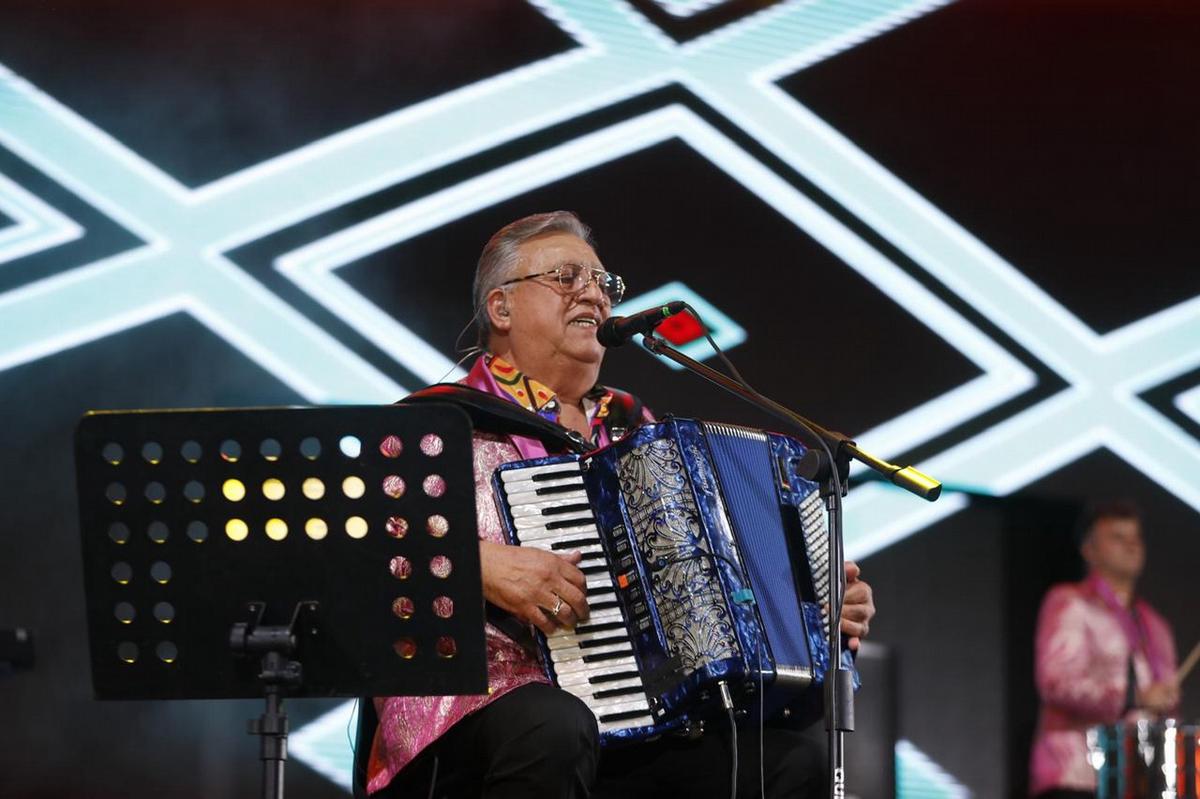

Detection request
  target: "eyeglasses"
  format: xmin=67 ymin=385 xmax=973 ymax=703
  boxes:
xmin=500 ymin=262 xmax=626 ymax=304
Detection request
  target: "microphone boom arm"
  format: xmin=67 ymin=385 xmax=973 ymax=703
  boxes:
xmin=638 ymin=334 xmax=941 ymax=501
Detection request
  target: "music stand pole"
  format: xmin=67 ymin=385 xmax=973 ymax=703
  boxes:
xmin=232 ymin=601 xmax=313 ymax=799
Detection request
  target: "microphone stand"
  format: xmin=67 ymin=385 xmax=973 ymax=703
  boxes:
xmin=638 ymin=333 xmax=940 ymax=799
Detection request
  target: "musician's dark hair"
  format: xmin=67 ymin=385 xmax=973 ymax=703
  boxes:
xmin=1075 ymin=498 xmax=1142 ymax=547
xmin=472 ymin=211 xmax=595 ymax=348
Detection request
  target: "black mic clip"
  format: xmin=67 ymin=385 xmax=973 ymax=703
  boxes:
xmin=597 ymin=300 xmax=688 ymax=347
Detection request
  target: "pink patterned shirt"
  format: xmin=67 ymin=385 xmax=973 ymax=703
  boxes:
xmin=1029 ymin=574 xmax=1177 ymax=795
xmin=367 ymin=356 xmax=636 ymax=793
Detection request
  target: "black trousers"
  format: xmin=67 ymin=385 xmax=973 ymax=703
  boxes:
xmin=380 ymin=683 xmax=825 ymax=799
xmin=593 ymin=713 xmax=825 ymax=799
xmin=381 ymin=683 xmax=599 ymax=799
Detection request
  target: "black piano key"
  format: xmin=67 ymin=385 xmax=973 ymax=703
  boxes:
xmin=534 ymin=483 xmax=585 ymax=496
xmin=542 ymin=502 xmax=593 ymax=518
xmin=551 ymin=537 xmax=597 ymax=550
xmin=578 ymin=635 xmax=626 ymax=650
xmin=588 ymin=669 xmax=640 ymax=685
xmin=581 ymin=565 xmax=608 ymax=576
xmin=531 ymin=470 xmax=578 ymax=482
xmin=586 ymin=585 xmax=614 ymax=597
xmin=590 ymin=600 xmax=621 ymax=611
xmin=594 ymin=685 xmax=643 ymax=700
xmin=574 ymin=620 xmax=626 ymax=635
xmin=599 ymin=709 xmax=652 ymax=723
xmin=547 ymin=517 xmax=595 ymax=530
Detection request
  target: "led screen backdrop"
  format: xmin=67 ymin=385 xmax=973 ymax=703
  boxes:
xmin=1 ymin=1 xmax=1198 ymax=797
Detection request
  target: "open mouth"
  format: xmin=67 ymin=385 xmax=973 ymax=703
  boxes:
xmin=568 ymin=317 xmax=598 ymax=327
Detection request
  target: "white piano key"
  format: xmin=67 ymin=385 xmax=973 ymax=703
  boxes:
xmin=587 ymin=591 xmax=618 ymax=607
xmin=592 ymin=696 xmax=652 ymax=718
xmin=568 ymin=667 xmax=648 ymax=695
xmin=515 ymin=526 xmax=599 ymax=541
xmin=505 ymin=484 xmax=588 ymax=507
xmin=513 ymin=508 xmax=594 ymax=528
xmin=599 ymin=716 xmax=655 ymax=734
xmin=501 ymin=463 xmax=582 ymax=483
xmin=585 ymin=574 xmax=613 ymax=591
xmin=546 ymin=621 xmax=626 ymax=651
xmin=559 ymin=674 xmax=645 ymax=700
xmin=521 ymin=541 xmax=604 ymax=559
xmin=502 ymin=474 xmax=584 ymax=493
xmin=551 ymin=642 xmax=633 ymax=669
xmin=503 ymin=476 xmax=585 ymax=500
xmin=580 ymin=606 xmax=626 ymax=623
xmin=509 ymin=494 xmax=590 ymax=518
xmin=546 ymin=626 xmax=627 ymax=650
xmin=549 ymin=638 xmax=632 ymax=661
xmin=565 ymin=676 xmax=646 ymax=699
xmin=549 ymin=643 xmax=633 ymax=667
xmin=553 ymin=656 xmax=639 ymax=686
xmin=515 ymin=522 xmax=599 ymax=541
xmin=553 ymin=607 xmax=625 ymax=631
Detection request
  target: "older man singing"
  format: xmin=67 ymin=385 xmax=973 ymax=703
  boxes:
xmin=361 ymin=211 xmax=876 ymax=799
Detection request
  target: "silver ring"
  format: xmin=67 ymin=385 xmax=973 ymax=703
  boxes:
xmin=551 ymin=594 xmax=564 ymax=616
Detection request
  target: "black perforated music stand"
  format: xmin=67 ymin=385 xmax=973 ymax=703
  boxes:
xmin=73 ymin=404 xmax=487 ymax=798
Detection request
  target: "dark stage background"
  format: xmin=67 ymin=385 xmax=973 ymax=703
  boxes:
xmin=1 ymin=1 xmax=1198 ymax=797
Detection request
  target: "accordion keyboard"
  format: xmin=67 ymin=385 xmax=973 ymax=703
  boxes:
xmin=498 ymin=462 xmax=656 ymax=733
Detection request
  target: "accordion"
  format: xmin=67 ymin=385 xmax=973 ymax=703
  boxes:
xmin=492 ymin=416 xmax=856 ymax=743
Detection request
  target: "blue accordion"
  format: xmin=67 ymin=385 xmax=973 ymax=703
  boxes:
xmin=492 ymin=416 xmax=857 ymax=744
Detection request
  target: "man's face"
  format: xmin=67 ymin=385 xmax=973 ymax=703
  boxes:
xmin=504 ymin=232 xmax=612 ymax=368
xmin=1082 ymin=516 xmax=1145 ymax=583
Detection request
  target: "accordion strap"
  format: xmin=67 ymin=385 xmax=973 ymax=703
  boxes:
xmin=400 ymin=383 xmax=591 ymax=454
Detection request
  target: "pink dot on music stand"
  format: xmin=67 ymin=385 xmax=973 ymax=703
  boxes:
xmin=386 ymin=516 xmax=409 ymax=538
xmin=420 ymin=434 xmax=444 ymax=457
xmin=426 ymin=515 xmax=449 ymax=538
xmin=392 ymin=597 xmax=415 ymax=620
xmin=379 ymin=435 xmax=403 ymax=458
xmin=423 ymin=474 xmax=446 ymax=498
xmin=382 ymin=475 xmax=406 ymax=499
xmin=429 ymin=555 xmax=452 ymax=579
xmin=432 ymin=596 xmax=454 ymax=619
xmin=389 ymin=556 xmax=412 ymax=580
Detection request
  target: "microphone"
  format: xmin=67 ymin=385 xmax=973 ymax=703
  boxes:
xmin=597 ymin=301 xmax=687 ymax=347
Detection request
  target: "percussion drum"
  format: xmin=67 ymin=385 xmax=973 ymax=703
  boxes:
xmin=1088 ymin=720 xmax=1200 ymax=798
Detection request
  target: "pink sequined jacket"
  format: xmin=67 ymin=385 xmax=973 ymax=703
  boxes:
xmin=1029 ymin=574 xmax=1177 ymax=796
xmin=367 ymin=355 xmax=646 ymax=793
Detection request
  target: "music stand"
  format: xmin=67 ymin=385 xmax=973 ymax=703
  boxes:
xmin=73 ymin=404 xmax=487 ymax=799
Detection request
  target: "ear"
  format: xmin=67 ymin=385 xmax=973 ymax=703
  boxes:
xmin=1079 ymin=534 xmax=1095 ymax=566
xmin=486 ymin=288 xmax=512 ymax=333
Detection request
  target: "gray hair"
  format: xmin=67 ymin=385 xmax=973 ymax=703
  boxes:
xmin=472 ymin=211 xmax=594 ymax=347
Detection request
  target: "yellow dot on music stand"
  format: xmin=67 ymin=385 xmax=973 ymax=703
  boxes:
xmin=305 ymin=518 xmax=328 ymax=540
xmin=222 ymin=479 xmax=246 ymax=502
xmin=342 ymin=476 xmax=365 ymax=499
xmin=345 ymin=516 xmax=368 ymax=539
xmin=265 ymin=518 xmax=288 ymax=541
xmin=262 ymin=479 xmax=285 ymax=501
xmin=302 ymin=477 xmax=325 ymax=500
xmin=225 ymin=519 xmax=249 ymax=542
